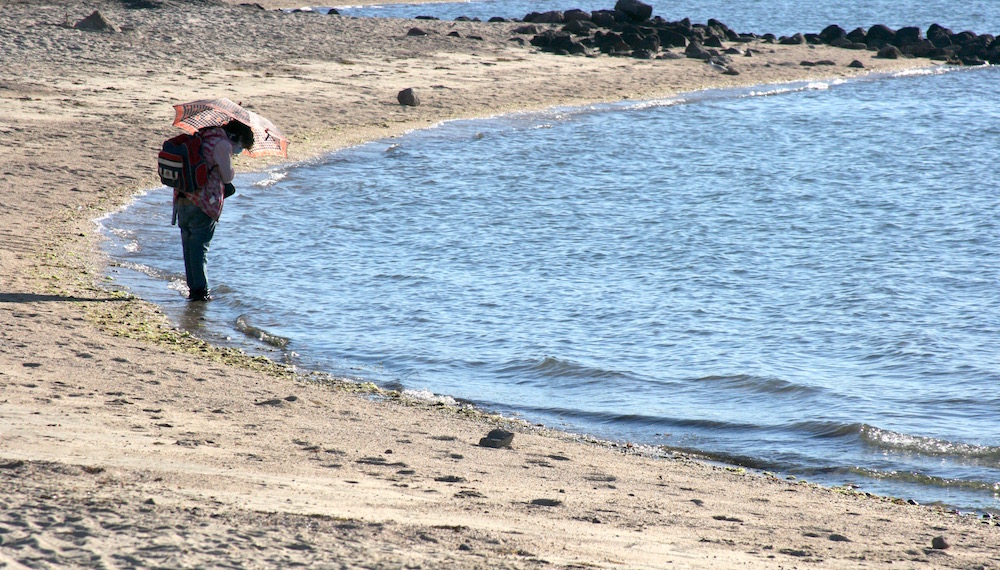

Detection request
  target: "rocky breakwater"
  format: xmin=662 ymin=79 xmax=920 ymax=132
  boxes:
xmin=815 ymin=23 xmax=998 ymax=66
xmin=517 ymin=0 xmax=999 ymax=70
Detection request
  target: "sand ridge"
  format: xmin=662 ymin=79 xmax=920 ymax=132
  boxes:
xmin=1 ymin=0 xmax=998 ymax=567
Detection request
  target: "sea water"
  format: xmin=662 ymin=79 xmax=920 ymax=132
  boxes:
xmin=102 ymin=8 xmax=1000 ymax=512
xmin=321 ymin=0 xmax=994 ymax=37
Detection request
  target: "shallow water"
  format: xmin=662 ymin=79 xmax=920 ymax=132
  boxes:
xmin=103 ymin=61 xmax=1000 ymax=512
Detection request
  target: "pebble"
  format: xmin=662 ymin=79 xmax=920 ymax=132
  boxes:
xmin=530 ymin=498 xmax=563 ymax=507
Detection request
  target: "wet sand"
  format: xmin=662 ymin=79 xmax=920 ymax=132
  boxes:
xmin=1 ymin=0 xmax=998 ymax=567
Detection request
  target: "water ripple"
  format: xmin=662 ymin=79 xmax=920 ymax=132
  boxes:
xmin=103 ymin=67 xmax=1000 ymax=511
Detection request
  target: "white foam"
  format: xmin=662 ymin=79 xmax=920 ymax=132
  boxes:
xmin=401 ymin=388 xmax=458 ymax=406
xmin=746 ymin=81 xmax=831 ymax=98
xmin=626 ymin=97 xmax=686 ymax=111
xmin=892 ymin=65 xmax=953 ymax=78
xmin=253 ymin=171 xmax=287 ymax=188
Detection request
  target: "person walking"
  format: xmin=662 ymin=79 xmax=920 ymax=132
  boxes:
xmin=173 ymin=120 xmax=253 ymax=301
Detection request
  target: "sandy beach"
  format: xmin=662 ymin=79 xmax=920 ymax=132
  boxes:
xmin=2 ymin=0 xmax=998 ymax=567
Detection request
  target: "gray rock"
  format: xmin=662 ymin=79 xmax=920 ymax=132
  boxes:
xmin=685 ymin=41 xmax=712 ymax=60
xmin=530 ymin=498 xmax=563 ymax=506
xmin=75 ymin=10 xmax=121 ymax=32
xmin=397 ymin=88 xmax=420 ymax=106
xmin=614 ymin=0 xmax=652 ymax=22
xmin=513 ymin=24 xmax=541 ymax=35
xmin=931 ymin=536 xmax=950 ymax=550
xmin=479 ymin=428 xmax=514 ymax=448
xmin=877 ymin=45 xmax=904 ymax=59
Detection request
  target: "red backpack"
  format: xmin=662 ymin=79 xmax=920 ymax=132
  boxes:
xmin=157 ymin=133 xmax=210 ymax=194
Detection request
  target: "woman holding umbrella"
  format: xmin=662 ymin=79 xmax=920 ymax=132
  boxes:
xmin=168 ymin=97 xmax=288 ymax=302
xmin=174 ymin=120 xmax=253 ymax=301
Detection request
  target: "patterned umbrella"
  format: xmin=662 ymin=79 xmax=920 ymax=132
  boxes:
xmin=172 ymin=97 xmax=288 ymax=158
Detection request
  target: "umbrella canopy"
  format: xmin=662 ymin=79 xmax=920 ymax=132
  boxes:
xmin=172 ymin=97 xmax=288 ymax=158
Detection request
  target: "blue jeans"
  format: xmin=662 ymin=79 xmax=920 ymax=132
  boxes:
xmin=176 ymin=201 xmax=216 ymax=294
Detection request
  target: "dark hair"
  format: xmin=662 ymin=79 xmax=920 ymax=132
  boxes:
xmin=222 ymin=120 xmax=254 ymax=150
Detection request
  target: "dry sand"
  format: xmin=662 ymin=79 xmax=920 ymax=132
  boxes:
xmin=1 ymin=0 xmax=998 ymax=568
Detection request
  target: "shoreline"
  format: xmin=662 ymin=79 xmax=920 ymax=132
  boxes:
xmin=3 ymin=1 xmax=998 ymax=567
xmin=102 ymin=66 xmax=978 ymax=506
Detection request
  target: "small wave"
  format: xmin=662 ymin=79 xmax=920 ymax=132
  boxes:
xmin=624 ymin=97 xmax=686 ymax=111
xmin=745 ymin=81 xmax=829 ymax=98
xmin=805 ymin=81 xmax=832 ymax=91
xmin=891 ymin=65 xmax=953 ymax=78
xmin=860 ymin=425 xmax=1000 ymax=461
xmin=695 ymin=374 xmax=823 ymax=397
xmin=845 ymin=465 xmax=1000 ymax=495
xmin=504 ymin=401 xmax=761 ymax=434
xmin=497 ymin=356 xmax=633 ymax=382
xmin=234 ymin=314 xmax=290 ymax=348
xmin=253 ymin=170 xmax=287 ymax=188
xmin=788 ymin=420 xmax=866 ymax=439
xmin=113 ymin=260 xmax=173 ymax=282
xmin=401 ymin=388 xmax=458 ymax=406
xmin=746 ymin=86 xmax=795 ymax=97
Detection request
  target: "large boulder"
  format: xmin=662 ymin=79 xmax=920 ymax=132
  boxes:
xmin=638 ymin=33 xmax=661 ymax=53
xmin=927 ymin=24 xmax=953 ymax=47
xmin=590 ymin=10 xmax=619 ymax=27
xmin=594 ymin=31 xmax=631 ymax=54
xmin=894 ymin=26 xmax=923 ymax=47
xmin=513 ymin=24 xmax=542 ymax=35
xmin=683 ymin=26 xmax=705 ymax=44
xmin=562 ymin=19 xmax=597 ymax=36
xmin=866 ymin=24 xmax=896 ymax=47
xmin=951 ymin=30 xmax=978 ymax=45
xmin=876 ymin=45 xmax=903 ymax=59
xmin=963 ymin=36 xmax=993 ymax=61
xmin=704 ymin=34 xmax=724 ymax=48
xmin=707 ymin=19 xmax=739 ymax=42
xmin=524 ymin=11 xmax=564 ymax=24
xmin=845 ymin=27 xmax=868 ymax=44
xmin=621 ymin=29 xmax=646 ymax=50
xmin=779 ymin=33 xmax=805 ymax=45
xmin=531 ymin=30 xmax=587 ymax=54
xmin=684 ymin=41 xmax=712 ymax=60
xmin=819 ymin=24 xmax=846 ymax=44
xmin=902 ymin=39 xmax=937 ymax=57
xmin=987 ymin=44 xmax=1000 ymax=64
xmin=614 ymin=0 xmax=653 ymax=22
xmin=657 ymin=27 xmax=687 ymax=48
